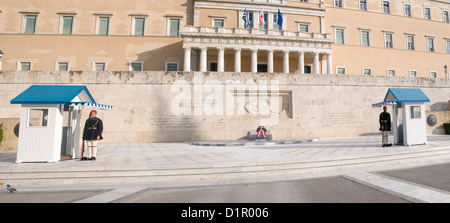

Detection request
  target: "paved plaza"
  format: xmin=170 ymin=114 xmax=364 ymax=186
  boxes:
xmin=1 ymin=134 xmax=450 ymax=203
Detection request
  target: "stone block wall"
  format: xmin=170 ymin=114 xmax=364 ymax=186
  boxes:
xmin=0 ymin=70 xmax=449 ymax=150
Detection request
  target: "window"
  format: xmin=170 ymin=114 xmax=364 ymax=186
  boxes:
xmin=213 ymin=19 xmax=224 ymax=28
xmin=430 ymin=71 xmax=437 ymax=78
xmin=361 ymin=31 xmax=370 ymax=46
xmin=427 ymin=38 xmax=435 ymax=52
xmin=444 ymin=10 xmax=450 ymax=23
xmin=57 ymin=62 xmax=69 ymax=71
xmin=60 ymin=16 xmax=73 ymax=35
xmin=257 ymin=64 xmax=268 ymax=73
xmin=383 ymin=1 xmax=390 ymax=14
xmin=259 ymin=13 xmax=268 ymax=30
xmin=385 ymin=33 xmax=393 ymax=48
xmin=363 ymin=68 xmax=372 ymax=75
xmin=133 ymin=17 xmax=145 ymax=36
xmin=387 ymin=69 xmax=395 ymax=76
xmin=304 ymin=66 xmax=311 ymax=74
xmin=336 ymin=67 xmax=346 ymax=75
xmin=210 ymin=62 xmax=218 ymax=72
xmin=335 ymin=28 xmax=345 ymax=44
xmin=410 ymin=106 xmax=421 ymax=119
xmin=446 ymin=39 xmax=450 ymax=53
xmin=129 ymin=62 xmax=143 ymax=71
xmin=410 ymin=70 xmax=417 ymax=77
xmin=424 ymin=7 xmax=431 ymax=20
xmin=168 ymin=19 xmax=180 ymax=36
xmin=404 ymin=4 xmax=412 ymax=17
xmin=19 ymin=61 xmax=31 ymax=70
xmin=28 ymin=109 xmax=48 ymax=127
xmin=407 ymin=35 xmax=415 ymax=50
xmin=249 ymin=12 xmax=254 ymax=29
xmin=299 ymin=24 xmax=309 ymax=33
xmin=360 ymin=0 xmax=367 ymax=11
xmin=23 ymin=15 xmax=37 ymax=34
xmin=273 ymin=14 xmax=281 ymax=30
xmin=93 ymin=62 xmax=106 ymax=71
xmin=97 ymin=17 xmax=110 ymax=35
xmin=165 ymin=62 xmax=179 ymax=71
xmin=334 ymin=0 xmax=343 ymax=7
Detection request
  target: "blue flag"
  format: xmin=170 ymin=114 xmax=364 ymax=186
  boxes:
xmin=277 ymin=9 xmax=283 ymax=27
xmin=243 ymin=8 xmax=249 ymax=28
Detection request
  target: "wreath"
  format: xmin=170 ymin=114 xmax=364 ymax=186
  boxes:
xmin=256 ymin=126 xmax=267 ymax=133
xmin=256 ymin=126 xmax=267 ymax=138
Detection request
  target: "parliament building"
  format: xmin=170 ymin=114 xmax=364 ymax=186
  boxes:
xmin=0 ymin=0 xmax=449 ymax=78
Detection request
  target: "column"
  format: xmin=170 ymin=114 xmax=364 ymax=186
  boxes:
xmin=327 ymin=53 xmax=332 ymax=74
xmin=234 ymin=48 xmax=241 ymax=72
xmin=251 ymin=49 xmax=258 ymax=73
xmin=217 ymin=47 xmax=225 ymax=72
xmin=183 ymin=47 xmax=191 ymax=72
xmin=313 ymin=52 xmax=319 ymax=74
xmin=283 ymin=50 xmax=290 ymax=74
xmin=200 ymin=47 xmax=207 ymax=72
xmin=267 ymin=50 xmax=274 ymax=73
xmin=298 ymin=51 xmax=305 ymax=74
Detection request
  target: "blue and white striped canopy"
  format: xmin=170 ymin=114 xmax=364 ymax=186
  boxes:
xmin=69 ymin=102 xmax=114 ymax=110
xmin=372 ymin=101 xmax=397 ymax=107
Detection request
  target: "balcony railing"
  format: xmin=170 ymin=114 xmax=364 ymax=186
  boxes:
xmin=182 ymin=26 xmax=333 ymax=41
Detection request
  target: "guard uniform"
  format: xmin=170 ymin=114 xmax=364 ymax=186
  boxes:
xmin=83 ymin=117 xmax=103 ymax=141
xmin=82 ymin=116 xmax=103 ymax=160
xmin=379 ymin=111 xmax=391 ymax=147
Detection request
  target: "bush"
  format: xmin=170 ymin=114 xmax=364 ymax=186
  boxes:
xmin=0 ymin=128 xmax=3 ymax=145
xmin=444 ymin=123 xmax=450 ymax=135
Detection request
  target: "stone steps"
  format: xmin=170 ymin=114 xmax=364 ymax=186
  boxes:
xmin=2 ymin=146 xmax=450 ymax=186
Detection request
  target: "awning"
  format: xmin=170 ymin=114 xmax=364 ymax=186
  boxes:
xmin=11 ymin=85 xmax=114 ymax=110
xmin=372 ymin=88 xmax=430 ymax=108
xmin=69 ymin=102 xmax=114 ymax=110
xmin=372 ymin=101 xmax=397 ymax=107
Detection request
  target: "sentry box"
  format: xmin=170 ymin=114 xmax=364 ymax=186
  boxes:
xmin=372 ymin=88 xmax=430 ymax=147
xmin=10 ymin=85 xmax=113 ymax=163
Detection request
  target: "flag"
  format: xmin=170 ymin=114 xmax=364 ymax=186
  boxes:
xmin=277 ymin=8 xmax=283 ymax=27
xmin=259 ymin=9 xmax=265 ymax=27
xmin=242 ymin=8 xmax=249 ymax=28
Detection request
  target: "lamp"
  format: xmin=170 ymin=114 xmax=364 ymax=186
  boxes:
xmin=445 ymin=65 xmax=448 ymax=79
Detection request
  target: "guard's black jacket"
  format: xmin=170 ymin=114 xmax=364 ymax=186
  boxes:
xmin=379 ymin=111 xmax=391 ymax=131
xmin=83 ymin=117 xmax=103 ymax=140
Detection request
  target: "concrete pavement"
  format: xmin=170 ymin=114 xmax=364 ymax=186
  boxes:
xmin=1 ymin=134 xmax=450 ymax=202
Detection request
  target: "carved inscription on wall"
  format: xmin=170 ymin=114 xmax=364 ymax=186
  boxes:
xmin=149 ymin=116 xmax=198 ymax=129
xmin=322 ymin=112 xmax=355 ymax=127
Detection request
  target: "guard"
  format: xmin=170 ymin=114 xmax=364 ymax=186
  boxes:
xmin=379 ymin=106 xmax=392 ymax=147
xmin=82 ymin=110 xmax=103 ymax=160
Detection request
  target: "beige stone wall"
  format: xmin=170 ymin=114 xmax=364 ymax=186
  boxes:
xmin=0 ymin=118 xmax=20 ymax=151
xmin=325 ymin=1 xmax=450 ymax=77
xmin=426 ymin=111 xmax=450 ymax=135
xmin=0 ymin=71 xmax=449 ymax=151
xmin=1 ymin=0 xmax=449 ymax=77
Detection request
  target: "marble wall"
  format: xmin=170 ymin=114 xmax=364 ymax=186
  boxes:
xmin=0 ymin=71 xmax=449 ymax=150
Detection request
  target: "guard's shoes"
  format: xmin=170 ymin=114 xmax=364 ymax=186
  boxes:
xmin=89 ymin=157 xmax=96 ymax=161
xmin=382 ymin=144 xmax=393 ymax=147
xmin=81 ymin=157 xmax=88 ymax=161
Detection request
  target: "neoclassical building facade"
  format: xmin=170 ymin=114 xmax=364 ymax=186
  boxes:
xmin=0 ymin=0 xmax=449 ymax=77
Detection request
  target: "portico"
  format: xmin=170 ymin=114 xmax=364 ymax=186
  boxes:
xmin=181 ymin=26 xmax=334 ymax=74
